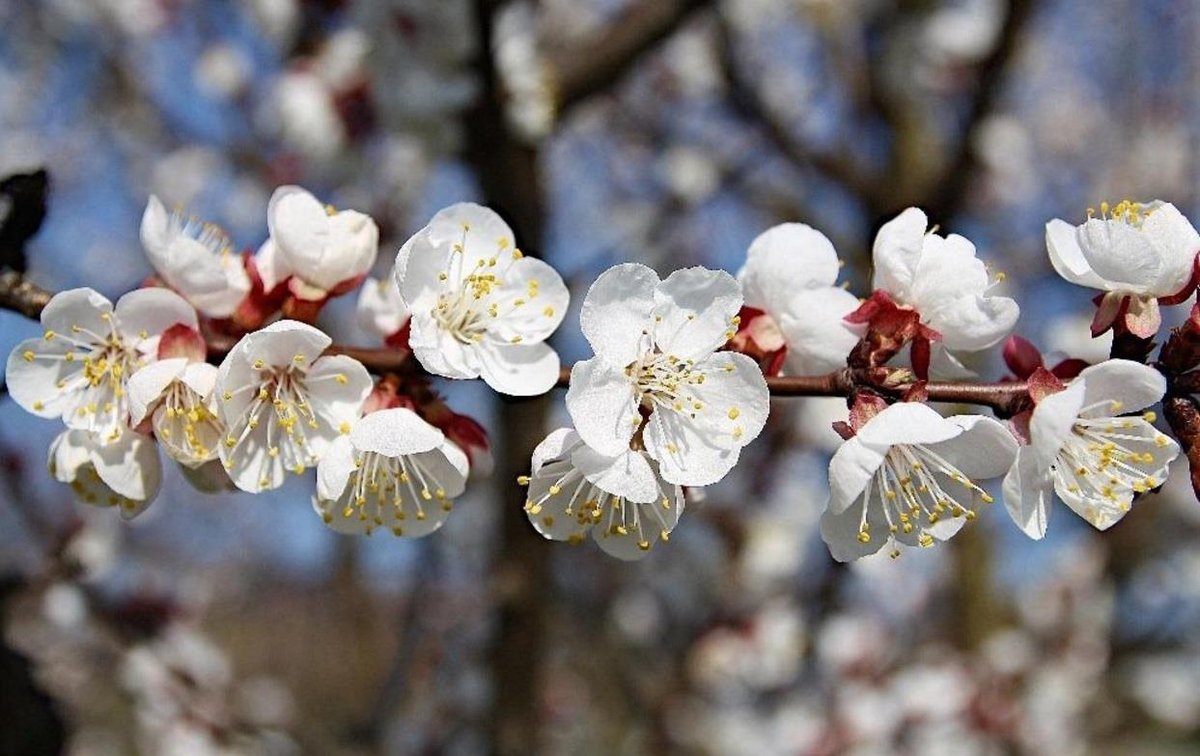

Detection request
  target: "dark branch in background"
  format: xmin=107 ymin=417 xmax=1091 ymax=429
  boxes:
xmin=713 ymin=15 xmax=879 ymax=207
xmin=550 ymin=0 xmax=715 ymax=114
xmin=0 ymin=270 xmax=52 ymax=322
xmin=924 ymin=0 xmax=1035 ymax=223
xmin=0 ymin=169 xmax=49 ymax=274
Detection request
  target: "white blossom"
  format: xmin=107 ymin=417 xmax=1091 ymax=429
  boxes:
xmin=394 ymin=203 xmax=569 ymax=395
xmin=6 ymin=287 xmax=199 ymax=442
xmin=314 ymin=407 xmax=468 ymax=536
xmin=48 ymin=428 xmax=161 ymax=519
xmin=872 ymin=207 xmax=1019 ymax=367
xmin=737 ymin=222 xmax=863 ymax=375
xmin=1003 ymin=360 xmax=1180 ymax=539
xmin=520 ymin=428 xmax=685 ymax=560
xmin=257 ymin=185 xmax=379 ymax=299
xmin=820 ymin=402 xmax=1016 ymax=561
xmin=566 ymin=263 xmax=769 ymax=486
xmin=139 ymin=196 xmax=250 ymax=318
xmin=356 ymin=268 xmax=409 ymax=341
xmin=214 ymin=320 xmax=372 ymax=492
xmin=1046 ymin=200 xmax=1200 ymax=336
xmin=127 ymin=358 xmax=223 ymax=468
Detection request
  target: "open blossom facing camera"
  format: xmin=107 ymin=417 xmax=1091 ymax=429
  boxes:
xmin=128 ymin=357 xmax=223 ymax=468
xmin=215 ymin=320 xmax=371 ymax=492
xmin=735 ymin=223 xmax=863 ymax=376
xmin=867 ymin=207 xmax=1018 ymax=375
xmin=1046 ymin=200 xmax=1200 ymax=337
xmin=521 ymin=428 xmax=685 ymax=560
xmin=566 ymin=263 xmax=768 ymax=486
xmin=49 ymin=428 xmax=161 ymax=519
xmin=1003 ymin=360 xmax=1179 ymax=539
xmin=394 ymin=203 xmax=569 ymax=396
xmin=821 ymin=401 xmax=1016 ymax=562
xmin=314 ymin=407 xmax=468 ymax=536
xmin=6 ymin=287 xmax=199 ymax=441
xmin=139 ymin=195 xmax=251 ymax=318
xmin=257 ymin=185 xmax=379 ymax=301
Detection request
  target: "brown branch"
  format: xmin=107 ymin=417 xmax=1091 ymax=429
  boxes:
xmin=550 ymin=0 xmax=715 ymax=115
xmin=3 ymin=272 xmax=1031 ymax=414
xmin=713 ymin=14 xmax=880 ymax=206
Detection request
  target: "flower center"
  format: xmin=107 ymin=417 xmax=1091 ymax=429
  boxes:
xmin=855 ymin=443 xmax=992 ymax=558
xmin=627 ymin=351 xmax=707 ymax=416
xmin=158 ymin=382 xmax=220 ymax=463
xmin=1049 ymin=404 xmax=1171 ymax=523
xmin=1088 ymin=199 xmax=1155 ymax=228
xmin=332 ymin=450 xmax=454 ymax=536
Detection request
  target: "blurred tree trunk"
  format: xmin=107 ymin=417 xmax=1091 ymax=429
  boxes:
xmin=464 ymin=3 xmax=551 ymax=754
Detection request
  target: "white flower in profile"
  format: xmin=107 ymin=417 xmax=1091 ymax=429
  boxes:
xmin=820 ymin=402 xmax=1017 ymax=562
xmin=214 ymin=320 xmax=372 ymax=492
xmin=566 ymin=263 xmax=769 ymax=486
xmin=128 ymin=358 xmax=223 ymax=468
xmin=6 ymin=287 xmax=199 ymax=441
xmin=520 ymin=428 xmax=685 ymax=560
xmin=1003 ymin=360 xmax=1180 ymax=539
xmin=139 ymin=195 xmax=251 ymax=318
xmin=393 ymin=203 xmax=569 ymax=396
xmin=737 ymin=222 xmax=862 ymax=375
xmin=314 ymin=408 xmax=468 ymax=536
xmin=872 ymin=207 xmax=1019 ymax=367
xmin=356 ymin=267 xmax=409 ymax=343
xmin=1046 ymin=200 xmax=1200 ymax=337
xmin=256 ymin=185 xmax=379 ymax=300
xmin=48 ymin=428 xmax=162 ymax=519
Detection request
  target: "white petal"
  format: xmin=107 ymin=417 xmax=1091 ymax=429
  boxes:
xmin=1003 ymin=446 xmax=1051 ymax=542
xmin=856 ymin=402 xmax=962 ymax=448
xmin=1075 ymin=359 xmax=1166 ymax=415
xmin=304 ymin=354 xmax=372 ymax=446
xmin=6 ymin=337 xmax=81 ymax=419
xmin=408 ymin=312 xmax=481 ymax=380
xmin=251 ymin=320 xmax=332 ymax=367
xmin=417 ymin=441 xmax=470 ymax=500
xmin=1028 ymin=380 xmax=1086 ymax=470
xmin=565 ymin=357 xmax=638 ymax=456
xmin=486 ymin=257 xmax=569 ymax=344
xmin=254 ymin=239 xmax=292 ymax=292
xmin=356 ymin=276 xmax=408 ymax=338
xmin=643 ymin=407 xmax=741 ymax=486
xmin=179 ymin=459 xmax=236 ymax=493
xmin=476 ymin=341 xmax=560 ymax=396
xmin=653 ymin=266 xmax=742 ymax=361
xmin=48 ymin=429 xmax=93 ymax=482
xmin=827 ymin=437 xmax=887 ymax=515
xmin=1143 ymin=202 xmax=1200 ymax=294
xmin=114 ymin=287 xmax=198 ymax=340
xmin=871 ymin=207 xmax=928 ymax=298
xmin=40 ymin=287 xmax=112 ymax=338
xmin=926 ymin=292 xmax=1019 ymax=351
xmin=139 ymin=195 xmax=171 ymax=258
xmin=932 ymin=415 xmax=1018 ymax=480
xmin=739 ymin=222 xmax=841 ymax=309
xmin=267 ymin=186 xmax=328 ymax=270
xmin=394 ymin=228 xmax=452 ymax=309
xmin=571 ymin=445 xmax=659 ymax=503
xmin=316 ymin=435 xmax=356 ymax=501
xmin=908 ymin=233 xmax=991 ymax=308
xmin=778 ymin=287 xmax=863 ymax=375
xmin=1079 ymin=218 xmax=1164 ymax=291
xmin=531 ymin=428 xmax=581 ymax=474
xmin=579 ymin=262 xmax=658 ymax=367
xmin=127 ymin=358 xmax=187 ymax=426
xmin=178 ymin=362 xmax=218 ymax=399
xmin=1046 ymin=218 xmax=1107 ymax=289
xmin=351 ymin=407 xmax=443 ymax=457
xmin=91 ymin=430 xmax=162 ymax=510
xmin=819 ymin=503 xmax=886 ymax=562
xmin=422 ymin=203 xmax=518 ymax=275
xmin=684 ymin=351 xmax=770 ymax=449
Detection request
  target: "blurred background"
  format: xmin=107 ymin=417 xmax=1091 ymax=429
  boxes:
xmin=2 ymin=0 xmax=1200 ymax=753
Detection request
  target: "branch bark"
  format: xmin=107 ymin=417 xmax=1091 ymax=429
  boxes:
xmin=551 ymin=0 xmax=714 ymax=115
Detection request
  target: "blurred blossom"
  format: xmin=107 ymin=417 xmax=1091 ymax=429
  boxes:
xmin=195 ymin=43 xmax=253 ymax=101
xmin=922 ymin=0 xmax=1005 ymax=66
xmin=659 ymin=146 xmax=721 ymax=206
xmin=270 ymin=71 xmax=346 ymax=162
xmin=246 ymin=0 xmax=300 ymax=49
xmin=1043 ymin=312 xmax=1114 ymax=365
xmin=495 ymin=2 xmax=554 ymax=140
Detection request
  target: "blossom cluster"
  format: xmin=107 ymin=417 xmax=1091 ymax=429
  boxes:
xmin=6 ymin=190 xmax=1198 ymax=563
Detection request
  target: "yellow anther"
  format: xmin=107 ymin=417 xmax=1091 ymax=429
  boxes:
xmin=728 ymin=408 xmax=740 ymax=420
